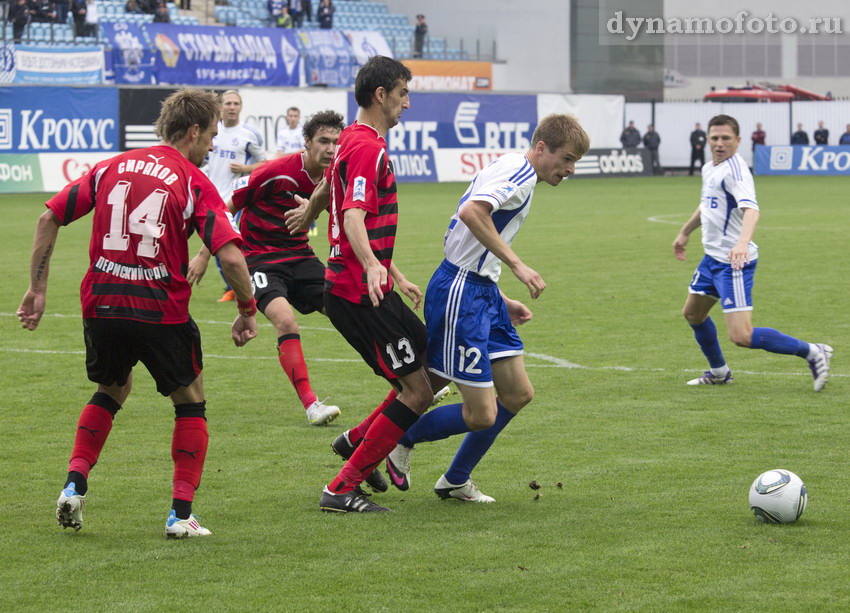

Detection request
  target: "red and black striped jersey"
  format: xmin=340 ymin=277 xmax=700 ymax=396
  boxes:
xmin=46 ymin=145 xmax=241 ymax=324
xmin=230 ymin=152 xmax=319 ymax=268
xmin=325 ymin=122 xmax=398 ymax=305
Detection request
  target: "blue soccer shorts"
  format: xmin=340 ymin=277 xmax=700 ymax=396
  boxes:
xmin=688 ymin=254 xmax=757 ymax=313
xmin=424 ymin=260 xmax=523 ymax=388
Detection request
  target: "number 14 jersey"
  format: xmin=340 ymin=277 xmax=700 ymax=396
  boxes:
xmin=46 ymin=145 xmax=242 ymax=324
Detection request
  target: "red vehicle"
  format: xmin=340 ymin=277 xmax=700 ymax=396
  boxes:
xmin=704 ymin=83 xmax=830 ymax=103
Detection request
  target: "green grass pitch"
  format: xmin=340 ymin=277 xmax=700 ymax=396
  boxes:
xmin=1 ymin=176 xmax=848 ymax=611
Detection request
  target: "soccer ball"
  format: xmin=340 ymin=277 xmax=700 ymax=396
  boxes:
xmin=748 ymin=469 xmax=807 ymax=524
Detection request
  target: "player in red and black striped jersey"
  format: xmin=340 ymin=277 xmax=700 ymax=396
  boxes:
xmin=17 ymin=88 xmax=258 ymax=538
xmin=286 ymin=56 xmax=449 ymax=513
xmin=187 ymin=110 xmax=347 ymax=427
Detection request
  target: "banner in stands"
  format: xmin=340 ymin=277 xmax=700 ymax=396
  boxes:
xmin=12 ymin=45 xmax=104 ymax=85
xmin=118 ymin=88 xmax=174 ymax=150
xmin=755 ymin=145 xmax=850 ymax=176
xmin=0 ymin=43 xmax=15 ymax=84
xmin=404 ymin=60 xmax=493 ymax=92
xmin=0 ymin=86 xmax=118 ymax=153
xmin=147 ymin=24 xmax=301 ymax=86
xmin=363 ymin=92 xmax=537 ymax=182
xmin=0 ymin=152 xmax=113 ymax=193
xmin=298 ymin=30 xmax=356 ymax=88
xmin=571 ymin=148 xmax=651 ymax=178
xmin=344 ymin=30 xmax=393 ymax=65
xmin=102 ymin=22 xmax=155 ymax=85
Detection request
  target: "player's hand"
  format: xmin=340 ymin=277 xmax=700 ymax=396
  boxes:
xmin=186 ymin=254 xmax=210 ymax=286
xmin=366 ymin=262 xmax=388 ymax=307
xmin=17 ymin=289 xmax=45 ymax=331
xmin=396 ymin=278 xmax=422 ymax=310
xmin=284 ymin=196 xmax=312 ymax=233
xmin=728 ymin=244 xmax=749 ymax=270
xmin=505 ymin=297 xmax=532 ymax=325
xmin=673 ymin=233 xmax=689 ymax=261
xmin=231 ymin=313 xmax=258 ymax=346
xmin=510 ymin=262 xmax=546 ymax=300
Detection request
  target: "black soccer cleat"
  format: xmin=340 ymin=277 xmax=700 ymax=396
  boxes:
xmin=331 ymin=431 xmax=389 ymax=493
xmin=319 ymin=487 xmax=391 ymax=513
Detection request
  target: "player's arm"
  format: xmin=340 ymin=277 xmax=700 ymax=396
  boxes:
xmin=673 ymin=205 xmax=702 ymax=261
xmin=389 ymin=261 xmax=422 ymax=309
xmin=187 ymin=198 xmax=239 ymax=286
xmin=285 ymin=177 xmax=329 ymax=232
xmin=229 ymin=159 xmax=265 ymax=175
xmin=728 ymin=207 xmax=760 ymax=270
xmin=215 ymin=241 xmax=258 ymax=346
xmin=343 ymin=207 xmax=386 ymax=307
xmin=500 ymin=289 xmax=532 ymax=326
xmin=458 ymin=199 xmax=546 ymax=300
xmin=17 ymin=209 xmax=62 ymax=331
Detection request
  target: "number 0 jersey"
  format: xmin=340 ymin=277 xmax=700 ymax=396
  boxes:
xmin=46 ymin=145 xmax=242 ymax=324
xmin=443 ymin=152 xmax=538 ymax=283
xmin=699 ymin=152 xmax=759 ymax=264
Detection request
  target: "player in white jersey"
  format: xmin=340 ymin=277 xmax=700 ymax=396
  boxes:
xmin=274 ymin=107 xmax=305 ymax=157
xmin=673 ymin=114 xmax=832 ymax=390
xmin=204 ymin=90 xmax=267 ymax=301
xmin=382 ymin=115 xmax=590 ymax=503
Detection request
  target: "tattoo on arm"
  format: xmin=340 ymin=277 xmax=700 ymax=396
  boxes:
xmin=35 ymin=243 xmax=53 ymax=281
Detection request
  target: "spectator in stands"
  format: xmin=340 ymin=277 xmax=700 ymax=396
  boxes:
xmin=301 ymin=0 xmax=309 ymax=22
xmin=689 ymin=122 xmax=706 ymax=175
xmin=9 ymin=0 xmax=29 ymax=42
xmin=814 ymin=121 xmax=829 ymax=145
xmin=840 ymin=125 xmax=850 ymax=146
xmin=153 ymin=0 xmax=169 ymax=22
xmin=266 ymin=0 xmax=281 ymax=21
xmin=125 ymin=0 xmax=142 ymax=13
xmin=413 ymin=14 xmax=427 ymax=58
xmin=316 ymin=0 xmax=332 ymax=29
xmin=791 ymin=123 xmax=809 ymax=145
xmin=643 ymin=123 xmax=661 ymax=174
xmin=288 ymin=0 xmax=302 ymax=27
xmin=83 ymin=0 xmax=97 ymax=37
xmin=31 ymin=0 xmax=57 ymax=22
xmin=751 ymin=122 xmax=765 ymax=151
xmin=71 ymin=0 xmax=86 ymax=37
xmin=619 ymin=120 xmax=640 ymax=151
xmin=275 ymin=4 xmax=291 ymax=27
xmin=179 ymin=0 xmax=188 ymax=12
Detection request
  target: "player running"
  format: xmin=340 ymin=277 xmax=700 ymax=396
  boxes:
xmin=188 ymin=110 xmax=346 ymax=426
xmin=383 ymin=114 xmax=590 ymax=503
xmin=17 ymin=88 xmax=258 ymax=538
xmin=672 ymin=114 xmax=832 ymax=390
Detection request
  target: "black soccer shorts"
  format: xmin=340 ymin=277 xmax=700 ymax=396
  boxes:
xmin=250 ymin=258 xmax=325 ymax=314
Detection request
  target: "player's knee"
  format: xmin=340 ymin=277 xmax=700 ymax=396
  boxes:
xmin=466 ymin=412 xmax=496 ymax=431
xmin=729 ymin=330 xmax=752 ymax=348
xmin=500 ymin=385 xmax=534 ymax=412
xmin=682 ymin=308 xmax=703 ymax=325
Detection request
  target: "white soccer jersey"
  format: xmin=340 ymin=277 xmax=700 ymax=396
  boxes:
xmin=275 ymin=126 xmax=303 ymax=154
xmin=699 ymin=152 xmax=759 ymax=263
xmin=204 ymin=122 xmax=266 ymax=201
xmin=443 ymin=152 xmax=538 ymax=282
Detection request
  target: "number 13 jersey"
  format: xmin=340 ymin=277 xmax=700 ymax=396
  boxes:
xmin=46 ymin=145 xmax=242 ymax=324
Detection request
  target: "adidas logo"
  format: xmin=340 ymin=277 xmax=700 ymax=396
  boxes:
xmin=723 ymin=298 xmax=733 ymax=306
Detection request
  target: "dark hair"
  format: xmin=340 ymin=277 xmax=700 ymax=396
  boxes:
xmin=354 ymin=55 xmax=412 ymax=109
xmin=531 ymin=114 xmax=590 ymax=159
xmin=708 ymin=114 xmax=739 ymax=136
xmin=303 ymin=109 xmax=345 ymax=141
xmin=155 ymin=88 xmax=220 ymax=144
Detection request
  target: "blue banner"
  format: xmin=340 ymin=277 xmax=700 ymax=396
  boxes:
xmin=0 ymin=87 xmax=119 ymax=153
xmin=13 ymin=45 xmax=104 ymax=84
xmin=147 ymin=24 xmax=300 ymax=86
xmin=755 ymin=144 xmax=850 ymax=176
xmin=344 ymin=92 xmax=537 ymax=182
xmin=102 ymin=22 xmax=155 ymax=85
xmin=298 ymin=30 xmax=356 ymax=88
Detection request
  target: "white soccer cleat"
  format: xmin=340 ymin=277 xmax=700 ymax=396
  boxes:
xmin=434 ymin=475 xmax=495 ymax=503
xmin=306 ymin=400 xmax=341 ymax=426
xmin=56 ymin=483 xmax=85 ymax=531
xmin=686 ymin=370 xmax=733 ymax=385
xmin=431 ymin=385 xmax=451 ymax=406
xmin=386 ymin=444 xmax=412 ymax=491
xmin=165 ymin=510 xmax=211 ymax=539
xmin=808 ymin=344 xmax=833 ymax=392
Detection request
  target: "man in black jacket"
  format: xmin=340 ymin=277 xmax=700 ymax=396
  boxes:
xmin=689 ymin=122 xmax=706 ymax=175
